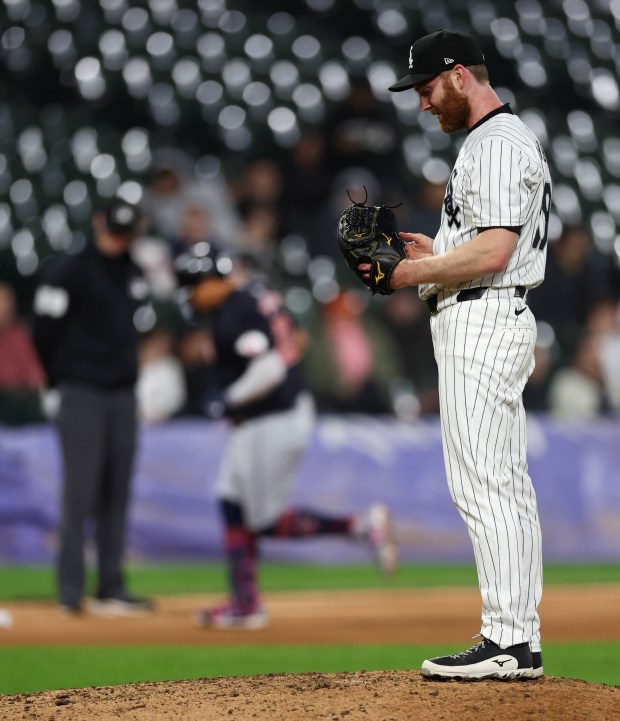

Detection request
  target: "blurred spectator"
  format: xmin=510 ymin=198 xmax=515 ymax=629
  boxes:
xmin=522 ymin=322 xmax=556 ymax=412
xmin=142 ymin=166 xmax=187 ymax=238
xmin=228 ymin=159 xmax=289 ymax=267
xmin=0 ymin=282 xmax=46 ymax=425
xmin=142 ymin=164 xmax=240 ymax=249
xmin=410 ymin=178 xmax=447 ymax=238
xmin=587 ymin=299 xmax=619 ymax=337
xmin=547 ymin=329 xmax=608 ymax=420
xmin=600 ymin=320 xmax=620 ymax=415
xmin=379 ymin=287 xmax=439 ymax=416
xmin=136 ymin=328 xmax=187 ymax=424
xmin=281 ymin=131 xmax=334 ymax=251
xmin=587 ymin=302 xmax=620 ymax=416
xmin=302 ymin=290 xmax=403 ymax=414
xmin=175 ymin=327 xmax=218 ymax=417
xmin=325 ymin=77 xmax=399 ymax=184
xmin=130 ymin=235 xmax=177 ymax=301
xmin=383 ymin=178 xmax=445 ymax=240
xmin=239 ymin=206 xmax=281 ymax=259
xmin=284 ymin=131 xmax=333 ymax=212
xmin=528 ymin=225 xmax=615 ymax=367
xmin=231 ymin=159 xmax=285 ymax=220
xmin=169 ymin=203 xmax=224 ymax=257
xmin=32 ymin=199 xmax=153 ymax=616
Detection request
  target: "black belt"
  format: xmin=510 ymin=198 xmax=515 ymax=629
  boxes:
xmin=426 ymin=286 xmax=526 ymax=315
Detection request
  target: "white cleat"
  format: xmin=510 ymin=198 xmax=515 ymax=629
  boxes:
xmin=420 ymin=638 xmax=538 ymax=680
xmin=194 ymin=604 xmax=269 ymax=631
xmin=360 ymin=503 xmax=398 ymax=576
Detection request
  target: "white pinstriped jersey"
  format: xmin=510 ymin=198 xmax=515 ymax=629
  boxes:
xmin=419 ymin=105 xmax=552 ymax=301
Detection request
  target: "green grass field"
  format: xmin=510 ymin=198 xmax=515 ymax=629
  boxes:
xmin=2 ymin=561 xmax=619 ymax=600
xmin=0 ymin=562 xmax=619 ymax=694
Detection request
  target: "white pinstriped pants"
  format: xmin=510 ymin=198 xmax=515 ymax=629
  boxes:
xmin=431 ymin=295 xmax=543 ymax=651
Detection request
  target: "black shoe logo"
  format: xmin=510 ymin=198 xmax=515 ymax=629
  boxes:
xmin=515 ymin=307 xmax=527 ymax=316
xmin=493 ymin=658 xmax=512 ymax=667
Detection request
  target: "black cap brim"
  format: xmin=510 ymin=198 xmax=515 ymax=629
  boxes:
xmin=389 ymin=71 xmax=441 ymax=92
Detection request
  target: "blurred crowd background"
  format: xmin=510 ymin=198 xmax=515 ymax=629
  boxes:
xmin=2 ymin=0 xmax=620 ymax=427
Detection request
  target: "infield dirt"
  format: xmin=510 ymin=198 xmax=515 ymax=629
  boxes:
xmin=1 ymin=585 xmax=619 ymax=720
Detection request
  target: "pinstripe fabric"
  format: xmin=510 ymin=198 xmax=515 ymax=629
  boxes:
xmin=431 ymin=297 xmax=542 ymax=650
xmin=419 ymin=109 xmax=552 ymax=301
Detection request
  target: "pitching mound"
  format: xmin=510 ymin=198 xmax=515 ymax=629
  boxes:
xmin=2 ymin=586 xmax=619 ymax=719
xmin=2 ymin=671 xmax=619 ymax=720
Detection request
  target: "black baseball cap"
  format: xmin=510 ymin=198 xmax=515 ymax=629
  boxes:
xmin=104 ymin=199 xmax=141 ymax=236
xmin=389 ymin=29 xmax=486 ymax=92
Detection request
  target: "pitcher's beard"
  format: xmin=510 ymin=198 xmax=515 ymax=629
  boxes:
xmin=434 ymin=78 xmax=470 ymax=133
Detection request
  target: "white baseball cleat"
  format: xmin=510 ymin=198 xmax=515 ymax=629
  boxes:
xmin=194 ymin=604 xmax=269 ymax=631
xmin=358 ymin=503 xmax=398 ymax=576
xmin=420 ymin=638 xmax=539 ymax=680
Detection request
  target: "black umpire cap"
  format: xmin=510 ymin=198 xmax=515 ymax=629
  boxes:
xmin=104 ymin=199 xmax=142 ymax=236
xmin=389 ymin=29 xmax=486 ymax=92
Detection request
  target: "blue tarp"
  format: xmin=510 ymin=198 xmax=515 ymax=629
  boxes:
xmin=1 ymin=415 xmax=619 ymax=564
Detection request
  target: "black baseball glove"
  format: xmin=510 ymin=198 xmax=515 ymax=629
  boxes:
xmin=337 ymin=190 xmax=405 ymax=295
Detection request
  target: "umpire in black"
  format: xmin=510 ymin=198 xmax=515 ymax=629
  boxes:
xmin=33 ymin=198 xmax=152 ymax=616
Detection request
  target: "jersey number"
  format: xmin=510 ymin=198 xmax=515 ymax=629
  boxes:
xmin=532 ymin=182 xmax=551 ymax=251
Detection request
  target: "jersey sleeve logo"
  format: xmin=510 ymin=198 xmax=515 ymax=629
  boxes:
xmin=443 ymin=170 xmax=461 ymax=229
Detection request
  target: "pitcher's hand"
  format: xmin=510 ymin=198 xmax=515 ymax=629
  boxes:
xmin=400 ymin=232 xmax=433 ymax=259
xmin=357 ymin=231 xmax=433 ymax=289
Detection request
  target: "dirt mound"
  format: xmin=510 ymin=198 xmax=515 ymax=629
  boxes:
xmin=2 ymin=586 xmax=619 ymax=719
xmin=2 ymin=671 xmax=619 ymax=721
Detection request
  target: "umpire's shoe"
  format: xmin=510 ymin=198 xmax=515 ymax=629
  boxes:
xmin=89 ymin=594 xmax=154 ymax=618
xmin=421 ymin=638 xmax=538 ymax=680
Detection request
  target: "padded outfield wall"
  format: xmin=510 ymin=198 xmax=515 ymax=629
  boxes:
xmin=1 ymin=415 xmax=619 ymax=564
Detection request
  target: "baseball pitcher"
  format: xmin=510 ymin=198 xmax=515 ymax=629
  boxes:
xmin=339 ymin=29 xmax=551 ymax=680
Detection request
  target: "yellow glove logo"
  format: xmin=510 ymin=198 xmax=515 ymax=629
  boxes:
xmin=381 ymin=233 xmax=393 ymax=245
xmin=374 ymin=262 xmax=385 ymax=285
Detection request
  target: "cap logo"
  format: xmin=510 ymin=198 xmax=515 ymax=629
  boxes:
xmin=408 ymin=45 xmax=414 ymax=70
xmin=444 ymin=57 xmax=454 ymax=64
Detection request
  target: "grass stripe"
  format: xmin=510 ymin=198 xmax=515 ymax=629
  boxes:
xmin=0 ymin=562 xmax=618 ymax=601
xmin=1 ymin=642 xmax=618 ymax=695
